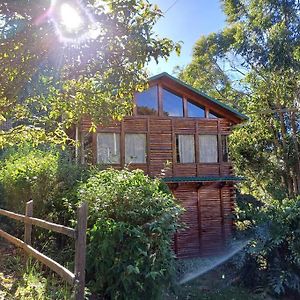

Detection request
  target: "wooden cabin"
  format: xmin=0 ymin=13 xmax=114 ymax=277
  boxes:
xmin=79 ymin=72 xmax=247 ymax=258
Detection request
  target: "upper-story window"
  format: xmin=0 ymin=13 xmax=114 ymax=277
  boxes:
xmin=162 ymin=89 xmax=183 ymax=117
xmin=97 ymin=133 xmax=120 ymax=164
xmin=125 ymin=133 xmax=147 ymax=164
xmin=176 ymin=134 xmax=195 ymax=163
xmin=136 ymin=85 xmax=158 ymax=115
xmin=199 ymin=135 xmax=218 ymax=163
xmin=209 ymin=110 xmax=222 ymax=119
xmin=187 ymin=100 xmax=205 ymax=118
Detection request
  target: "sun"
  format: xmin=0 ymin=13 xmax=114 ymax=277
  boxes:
xmin=60 ymin=3 xmax=83 ymax=32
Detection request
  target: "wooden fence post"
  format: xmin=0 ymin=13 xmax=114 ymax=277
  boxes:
xmin=24 ymin=200 xmax=33 ymax=245
xmin=74 ymin=202 xmax=88 ymax=300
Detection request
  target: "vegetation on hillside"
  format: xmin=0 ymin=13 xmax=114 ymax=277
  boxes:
xmin=0 ymin=147 xmax=183 ymax=299
xmin=179 ymin=0 xmax=300 ymax=297
xmin=180 ymin=0 xmax=300 ymax=200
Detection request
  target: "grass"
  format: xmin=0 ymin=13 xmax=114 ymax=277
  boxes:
xmin=1 ymin=239 xmax=265 ymax=300
xmin=0 ymin=240 xmax=73 ymax=300
xmin=165 ymin=256 xmax=265 ymax=300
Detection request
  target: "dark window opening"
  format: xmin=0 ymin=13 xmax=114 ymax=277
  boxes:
xmin=222 ymin=135 xmax=229 ymax=162
xmin=187 ymin=100 xmax=205 ymax=118
xmin=136 ymin=85 xmax=158 ymax=115
xmin=162 ymin=89 xmax=183 ymax=117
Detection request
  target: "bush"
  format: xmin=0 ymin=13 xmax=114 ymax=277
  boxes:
xmin=78 ymin=168 xmax=183 ymax=300
xmin=0 ymin=146 xmax=85 ymax=217
xmin=236 ymin=196 xmax=300 ymax=296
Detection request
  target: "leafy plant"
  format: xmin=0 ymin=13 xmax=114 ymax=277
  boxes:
xmin=236 ymin=197 xmax=300 ymax=296
xmin=78 ymin=168 xmax=183 ymax=299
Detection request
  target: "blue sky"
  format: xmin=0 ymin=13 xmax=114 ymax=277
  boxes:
xmin=147 ymin=0 xmax=226 ymax=76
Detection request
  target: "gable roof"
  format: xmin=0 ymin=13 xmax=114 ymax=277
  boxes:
xmin=149 ymin=72 xmax=248 ymax=123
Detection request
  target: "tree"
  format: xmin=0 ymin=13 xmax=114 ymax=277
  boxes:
xmin=0 ymin=0 xmax=180 ymax=147
xmin=179 ymin=0 xmax=300 ymax=199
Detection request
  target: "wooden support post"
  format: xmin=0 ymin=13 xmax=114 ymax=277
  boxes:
xmin=24 ymin=200 xmax=33 ymax=245
xmin=74 ymin=202 xmax=88 ymax=300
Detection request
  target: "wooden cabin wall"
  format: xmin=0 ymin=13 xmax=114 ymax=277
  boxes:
xmin=171 ymin=183 xmax=235 ymax=258
xmin=80 ymin=116 xmax=233 ymax=178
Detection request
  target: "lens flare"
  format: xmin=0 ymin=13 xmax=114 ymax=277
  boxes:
xmin=60 ymin=3 xmax=83 ymax=32
xmin=50 ymin=1 xmax=103 ymax=44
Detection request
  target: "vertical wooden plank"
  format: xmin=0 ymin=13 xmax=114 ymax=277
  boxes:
xmin=195 ymin=121 xmax=200 ymax=175
xmin=183 ymin=96 xmax=188 ymax=117
xmin=24 ymin=200 xmax=33 ymax=245
xmin=171 ymin=119 xmax=176 ymax=176
xmin=120 ymin=121 xmax=125 ymax=167
xmin=92 ymin=132 xmax=97 ymax=164
xmin=24 ymin=200 xmax=33 ymax=246
xmin=158 ymin=84 xmax=163 ymax=116
xmin=146 ymin=118 xmax=150 ymax=175
xmin=217 ymin=119 xmax=222 ymax=175
xmin=220 ymin=185 xmax=225 ymax=246
xmin=75 ymin=202 xmax=88 ymax=300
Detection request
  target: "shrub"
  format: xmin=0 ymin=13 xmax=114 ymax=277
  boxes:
xmin=236 ymin=196 xmax=300 ymax=296
xmin=78 ymin=168 xmax=183 ymax=300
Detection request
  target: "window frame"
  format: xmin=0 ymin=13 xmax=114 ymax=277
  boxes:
xmin=135 ymin=85 xmax=159 ymax=116
xmin=124 ymin=132 xmax=148 ymax=164
xmin=161 ymin=87 xmax=184 ymax=117
xmin=175 ymin=134 xmax=196 ymax=164
xmin=187 ymin=99 xmax=206 ymax=118
xmin=198 ymin=134 xmax=219 ymax=164
xmin=96 ymin=132 xmax=121 ymax=165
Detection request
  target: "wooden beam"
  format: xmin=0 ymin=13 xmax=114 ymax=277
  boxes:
xmin=0 ymin=209 xmax=76 ymax=239
xmin=0 ymin=229 xmax=75 ymax=285
xmin=74 ymin=202 xmax=88 ymax=300
xmin=24 ymin=200 xmax=33 ymax=245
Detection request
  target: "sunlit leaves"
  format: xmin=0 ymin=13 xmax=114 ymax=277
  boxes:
xmin=0 ymin=0 xmax=180 ymax=148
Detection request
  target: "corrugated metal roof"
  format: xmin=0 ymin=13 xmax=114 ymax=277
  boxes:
xmin=149 ymin=72 xmax=248 ymax=121
xmin=162 ymin=176 xmax=244 ymax=183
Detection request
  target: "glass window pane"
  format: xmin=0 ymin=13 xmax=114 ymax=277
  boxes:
xmin=199 ymin=135 xmax=218 ymax=163
xmin=136 ymin=86 xmax=158 ymax=115
xmin=97 ymin=133 xmax=120 ymax=164
xmin=187 ymin=101 xmax=205 ymax=118
xmin=162 ymin=89 xmax=183 ymax=117
xmin=176 ymin=135 xmax=195 ymax=163
xmin=209 ymin=111 xmax=221 ymax=118
xmin=125 ymin=133 xmax=147 ymax=164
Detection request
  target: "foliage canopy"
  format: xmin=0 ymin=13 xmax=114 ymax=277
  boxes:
xmin=180 ymin=0 xmax=300 ymax=199
xmin=0 ymin=0 xmax=180 ymax=147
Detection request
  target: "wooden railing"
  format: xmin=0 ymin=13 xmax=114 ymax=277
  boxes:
xmin=0 ymin=200 xmax=88 ymax=300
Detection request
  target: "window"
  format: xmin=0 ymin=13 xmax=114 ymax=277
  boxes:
xmin=97 ymin=133 xmax=120 ymax=164
xmin=162 ymin=89 xmax=183 ymax=117
xmin=222 ymin=135 xmax=229 ymax=162
xmin=208 ymin=110 xmax=222 ymax=118
xmin=199 ymin=135 xmax=218 ymax=163
xmin=176 ymin=135 xmax=195 ymax=163
xmin=187 ymin=100 xmax=205 ymax=118
xmin=81 ymin=132 xmax=93 ymax=164
xmin=125 ymin=133 xmax=147 ymax=163
xmin=136 ymin=85 xmax=158 ymax=115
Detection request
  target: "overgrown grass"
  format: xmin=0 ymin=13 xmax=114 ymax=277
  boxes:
xmin=0 ymin=241 xmax=73 ymax=300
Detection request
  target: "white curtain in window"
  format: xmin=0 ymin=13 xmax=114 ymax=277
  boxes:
xmin=199 ymin=135 xmax=218 ymax=163
xmin=97 ymin=133 xmax=120 ymax=164
xmin=125 ymin=134 xmax=146 ymax=164
xmin=178 ymin=135 xmax=195 ymax=163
